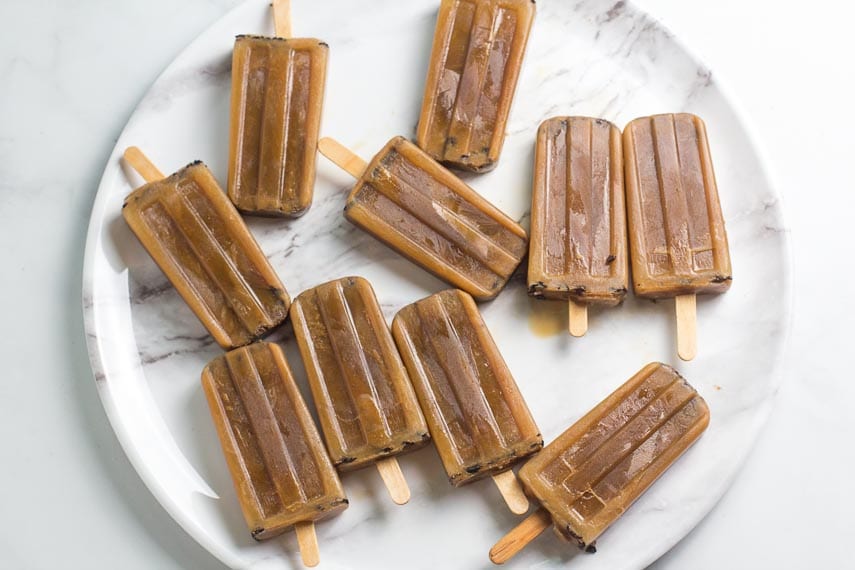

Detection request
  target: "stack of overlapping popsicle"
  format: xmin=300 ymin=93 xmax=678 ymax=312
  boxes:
xmin=116 ymin=0 xmax=733 ymax=566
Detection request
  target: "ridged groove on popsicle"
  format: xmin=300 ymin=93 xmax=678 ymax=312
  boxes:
xmin=346 ymin=137 xmax=527 ymax=301
xmin=290 ymin=277 xmax=429 ymax=471
xmin=417 ymin=0 xmax=535 ymax=171
xmin=518 ymin=363 xmax=709 ymax=550
xmin=527 ymin=117 xmax=627 ymax=304
xmin=123 ymin=162 xmax=290 ymax=349
xmin=624 ymin=113 xmax=732 ymax=298
xmin=392 ymin=289 xmax=542 ymax=486
xmin=201 ymin=343 xmax=347 ymax=541
xmin=228 ymin=37 xmax=328 ymax=217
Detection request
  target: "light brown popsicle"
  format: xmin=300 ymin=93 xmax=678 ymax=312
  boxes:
xmin=122 ymin=148 xmax=290 ymax=350
xmin=202 ymin=341 xmax=348 ymax=567
xmin=392 ymin=288 xmax=542 ymax=514
xmin=624 ymin=113 xmax=732 ymax=360
xmin=227 ymin=0 xmax=328 ymax=217
xmin=417 ymin=0 xmax=536 ymax=172
xmin=490 ymin=362 xmax=709 ymax=563
xmin=527 ymin=117 xmax=628 ymax=336
xmin=290 ymin=276 xmax=430 ymax=505
xmin=318 ymin=136 xmax=528 ymax=301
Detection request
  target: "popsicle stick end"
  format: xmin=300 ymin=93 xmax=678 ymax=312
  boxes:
xmin=489 ymin=508 xmax=551 ymax=564
xmin=123 ymin=146 xmax=164 ymax=183
xmin=318 ymin=137 xmax=369 ymax=178
xmin=568 ymin=301 xmax=588 ymax=337
xmin=376 ymin=457 xmax=411 ymax=505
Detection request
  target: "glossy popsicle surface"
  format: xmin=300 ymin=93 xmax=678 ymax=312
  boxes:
xmin=344 ymin=136 xmax=528 ymax=301
xmin=202 ymin=342 xmax=348 ymax=541
xmin=624 ymin=113 xmax=732 ymax=298
xmin=518 ymin=362 xmax=709 ymax=551
xmin=528 ymin=116 xmax=627 ymax=305
xmin=228 ymin=35 xmax=328 ymax=217
xmin=417 ymin=0 xmax=536 ymax=172
xmin=122 ymin=161 xmax=290 ymax=350
xmin=392 ymin=289 xmax=542 ymax=486
xmin=290 ymin=276 xmax=430 ymax=471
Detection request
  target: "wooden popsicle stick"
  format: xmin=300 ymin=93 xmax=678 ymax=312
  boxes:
xmin=272 ymin=0 xmax=292 ymax=38
xmin=294 ymin=521 xmax=320 ymax=567
xmin=491 ymin=470 xmax=530 ymax=515
xmin=489 ymin=507 xmax=551 ymax=564
xmin=123 ymin=147 xmax=164 ymax=183
xmin=318 ymin=137 xmax=369 ymax=178
xmin=675 ymin=293 xmax=697 ymax=361
xmin=568 ymin=300 xmax=588 ymax=337
xmin=376 ymin=456 xmax=411 ymax=505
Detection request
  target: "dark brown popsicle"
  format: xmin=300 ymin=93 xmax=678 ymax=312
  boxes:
xmin=290 ymin=276 xmax=429 ymax=504
xmin=490 ymin=363 xmax=709 ymax=562
xmin=227 ymin=35 xmax=328 ymax=217
xmin=122 ymin=158 xmax=290 ymax=350
xmin=339 ymin=136 xmax=528 ymax=301
xmin=392 ymin=288 xmax=541 ymax=514
xmin=528 ymin=117 xmax=627 ymax=305
xmin=624 ymin=113 xmax=732 ymax=299
xmin=201 ymin=342 xmax=347 ymax=554
xmin=417 ymin=0 xmax=536 ymax=172
xmin=624 ymin=113 xmax=732 ymax=360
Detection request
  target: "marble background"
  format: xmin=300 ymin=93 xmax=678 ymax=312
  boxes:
xmin=1 ymin=0 xmax=853 ymax=569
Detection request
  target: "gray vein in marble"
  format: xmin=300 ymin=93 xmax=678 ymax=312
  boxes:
xmin=139 ymin=55 xmax=231 ymax=113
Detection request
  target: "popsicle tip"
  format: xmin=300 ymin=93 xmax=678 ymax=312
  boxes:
xmin=489 ymin=546 xmax=508 ymax=565
xmin=678 ymin=346 xmax=697 ymax=361
xmin=568 ymin=301 xmax=588 ymax=337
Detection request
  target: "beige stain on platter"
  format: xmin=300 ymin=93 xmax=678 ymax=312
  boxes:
xmin=527 ymin=299 xmax=566 ymax=337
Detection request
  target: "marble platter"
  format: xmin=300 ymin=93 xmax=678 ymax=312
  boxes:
xmin=82 ymin=0 xmax=792 ymax=568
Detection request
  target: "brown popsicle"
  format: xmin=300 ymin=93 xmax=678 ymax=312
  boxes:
xmin=227 ymin=0 xmax=328 ymax=217
xmin=317 ymin=136 xmax=528 ymax=301
xmin=489 ymin=362 xmax=709 ymax=563
xmin=202 ymin=341 xmax=348 ymax=567
xmin=624 ymin=113 xmax=732 ymax=360
xmin=392 ymin=288 xmax=542 ymax=515
xmin=527 ymin=117 xmax=628 ymax=337
xmin=416 ymin=0 xmax=536 ymax=172
xmin=290 ymin=276 xmax=430 ymax=505
xmin=121 ymin=147 xmax=290 ymax=350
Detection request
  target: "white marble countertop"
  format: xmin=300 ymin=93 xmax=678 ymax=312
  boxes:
xmin=0 ymin=0 xmax=851 ymax=568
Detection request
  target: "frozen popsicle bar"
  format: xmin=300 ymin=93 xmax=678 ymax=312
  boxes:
xmin=122 ymin=155 xmax=290 ymax=350
xmin=227 ymin=35 xmax=328 ymax=217
xmin=624 ymin=113 xmax=732 ymax=298
xmin=417 ymin=0 xmax=536 ymax=172
xmin=319 ymin=136 xmax=528 ymax=301
xmin=527 ymin=117 xmax=627 ymax=336
xmin=202 ymin=342 xmax=347 ymax=564
xmin=290 ymin=276 xmax=430 ymax=503
xmin=392 ymin=289 xmax=541 ymax=513
xmin=490 ymin=363 xmax=708 ymax=563
xmin=624 ymin=113 xmax=732 ymax=360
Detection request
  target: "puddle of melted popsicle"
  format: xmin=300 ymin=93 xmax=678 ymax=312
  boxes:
xmin=527 ymin=299 xmax=566 ymax=337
